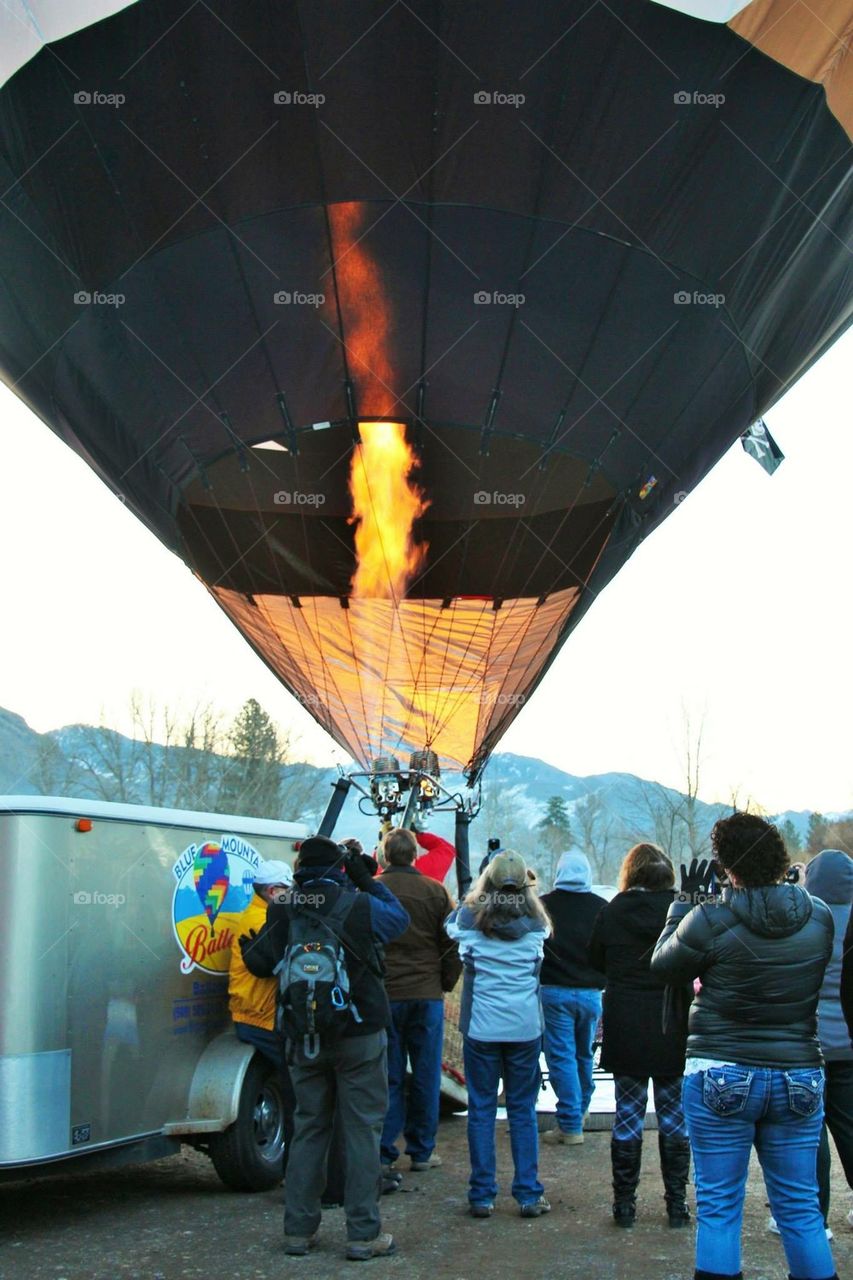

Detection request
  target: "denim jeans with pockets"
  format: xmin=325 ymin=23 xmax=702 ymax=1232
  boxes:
xmin=683 ymin=1064 xmax=836 ymax=1280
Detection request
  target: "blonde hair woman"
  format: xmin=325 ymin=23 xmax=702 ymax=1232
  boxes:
xmin=446 ymin=851 xmax=552 ymax=1219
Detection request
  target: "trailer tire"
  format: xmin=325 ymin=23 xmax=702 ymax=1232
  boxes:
xmin=208 ymin=1054 xmax=287 ymax=1191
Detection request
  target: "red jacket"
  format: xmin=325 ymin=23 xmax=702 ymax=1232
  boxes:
xmin=414 ymin=831 xmax=456 ymax=884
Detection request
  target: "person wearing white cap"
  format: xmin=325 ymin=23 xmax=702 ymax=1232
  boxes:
xmin=228 ymin=859 xmax=294 ymax=1068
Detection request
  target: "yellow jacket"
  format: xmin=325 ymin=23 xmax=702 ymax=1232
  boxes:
xmin=228 ymin=892 xmax=277 ymax=1030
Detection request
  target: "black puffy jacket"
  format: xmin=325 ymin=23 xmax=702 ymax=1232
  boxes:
xmin=651 ymin=884 xmax=834 ymax=1067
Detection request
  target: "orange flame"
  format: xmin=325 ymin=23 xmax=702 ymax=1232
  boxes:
xmin=328 ymin=203 xmax=429 ymax=599
xmin=350 ymin=421 xmax=429 ymax=599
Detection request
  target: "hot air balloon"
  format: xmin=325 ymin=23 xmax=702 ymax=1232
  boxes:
xmin=193 ymin=841 xmax=230 ymax=937
xmin=0 ymin=1 xmax=851 ymax=794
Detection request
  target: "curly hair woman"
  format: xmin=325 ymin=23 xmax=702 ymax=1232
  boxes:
xmin=589 ymin=843 xmax=692 ymax=1228
xmin=445 ymin=850 xmax=552 ymax=1219
xmin=652 ymin=813 xmax=837 ymax=1280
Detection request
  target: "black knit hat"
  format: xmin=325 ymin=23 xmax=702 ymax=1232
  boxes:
xmin=297 ymin=835 xmax=346 ymax=870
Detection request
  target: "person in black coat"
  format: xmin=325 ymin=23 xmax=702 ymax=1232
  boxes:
xmin=651 ymin=813 xmax=837 ymax=1280
xmin=588 ymin=844 xmax=691 ymax=1229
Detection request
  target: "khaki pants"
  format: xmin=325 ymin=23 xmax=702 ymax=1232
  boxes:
xmin=284 ymin=1029 xmax=388 ymax=1241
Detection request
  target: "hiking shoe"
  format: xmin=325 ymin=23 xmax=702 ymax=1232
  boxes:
xmin=381 ymin=1171 xmax=402 ymax=1195
xmin=469 ymin=1201 xmax=494 ymax=1218
xmin=284 ymin=1234 xmax=318 ymax=1256
xmin=346 ymin=1233 xmax=396 ymax=1261
xmin=520 ymin=1197 xmax=551 ymax=1218
xmin=768 ymin=1215 xmax=833 ymax=1240
xmin=543 ymin=1128 xmax=583 ymax=1145
xmin=410 ymin=1153 xmax=442 ymax=1170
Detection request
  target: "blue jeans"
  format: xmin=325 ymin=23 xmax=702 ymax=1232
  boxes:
xmin=380 ymin=999 xmax=444 ymax=1164
xmin=683 ymin=1066 xmax=836 ymax=1280
xmin=541 ymin=986 xmax=601 ymax=1133
xmin=463 ymin=1036 xmax=543 ymax=1206
xmin=235 ymin=1020 xmax=284 ymax=1069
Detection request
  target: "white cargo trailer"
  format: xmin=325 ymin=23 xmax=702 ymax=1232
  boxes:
xmin=0 ymin=796 xmax=307 ymax=1189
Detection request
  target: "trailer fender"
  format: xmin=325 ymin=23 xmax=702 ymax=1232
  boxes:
xmin=162 ymin=1032 xmax=255 ymax=1135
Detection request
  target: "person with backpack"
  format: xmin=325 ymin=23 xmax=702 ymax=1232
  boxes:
xmin=379 ymin=827 xmax=462 ymax=1178
xmin=240 ymin=835 xmax=409 ymax=1261
xmin=538 ymin=850 xmax=607 ymax=1145
xmin=445 ymin=850 xmax=552 ymax=1218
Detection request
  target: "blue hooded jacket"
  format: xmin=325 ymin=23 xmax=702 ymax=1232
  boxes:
xmin=805 ymin=849 xmax=853 ymax=1061
xmin=445 ymin=905 xmax=546 ymax=1042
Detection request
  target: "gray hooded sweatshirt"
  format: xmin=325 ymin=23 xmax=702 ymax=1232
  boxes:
xmin=805 ymin=849 xmax=853 ymax=1061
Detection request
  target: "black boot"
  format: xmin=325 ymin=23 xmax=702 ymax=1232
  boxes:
xmin=659 ymin=1133 xmax=691 ymax=1227
xmin=611 ymin=1137 xmax=642 ymax=1227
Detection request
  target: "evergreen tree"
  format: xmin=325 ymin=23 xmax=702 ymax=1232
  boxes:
xmin=219 ymin=698 xmax=285 ymax=818
xmin=778 ymin=818 xmax=802 ymax=855
xmin=806 ymin=811 xmax=829 ymax=855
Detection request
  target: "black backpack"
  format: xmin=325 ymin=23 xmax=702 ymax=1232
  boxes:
xmin=274 ymin=894 xmax=362 ymax=1058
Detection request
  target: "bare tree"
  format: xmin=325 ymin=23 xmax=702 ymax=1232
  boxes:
xmin=32 ymin=735 xmax=79 ymax=796
xmin=573 ymin=791 xmax=621 ymax=882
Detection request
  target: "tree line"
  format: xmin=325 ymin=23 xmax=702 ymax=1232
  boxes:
xmin=32 ymin=695 xmax=326 ymax=822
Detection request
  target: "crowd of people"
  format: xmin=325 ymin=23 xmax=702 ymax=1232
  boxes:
xmin=228 ymin=814 xmax=852 ymax=1278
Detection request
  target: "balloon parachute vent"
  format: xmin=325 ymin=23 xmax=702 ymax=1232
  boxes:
xmin=410 ymin=749 xmax=440 ymax=778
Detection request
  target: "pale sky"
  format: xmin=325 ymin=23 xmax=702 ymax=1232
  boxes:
xmin=1 ymin=328 xmax=851 ymax=815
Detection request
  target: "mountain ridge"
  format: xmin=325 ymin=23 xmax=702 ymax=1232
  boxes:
xmin=0 ymin=705 xmax=848 ymax=884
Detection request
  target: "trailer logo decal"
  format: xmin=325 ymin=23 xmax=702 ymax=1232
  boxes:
xmin=172 ymin=835 xmax=261 ymax=974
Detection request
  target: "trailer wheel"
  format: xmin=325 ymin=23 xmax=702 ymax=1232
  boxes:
xmin=208 ymin=1054 xmax=287 ymax=1191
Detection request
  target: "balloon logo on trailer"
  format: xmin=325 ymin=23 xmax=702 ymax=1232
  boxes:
xmin=193 ymin=842 xmax=230 ymax=936
xmin=171 ymin=836 xmax=262 ymax=975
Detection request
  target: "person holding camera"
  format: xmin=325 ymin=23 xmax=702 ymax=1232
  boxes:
xmin=652 ymin=814 xmax=837 ymax=1280
xmin=445 ymin=850 xmax=552 ymax=1219
xmin=240 ymin=835 xmax=409 ymax=1261
xmin=379 ymin=827 xmax=462 ymax=1177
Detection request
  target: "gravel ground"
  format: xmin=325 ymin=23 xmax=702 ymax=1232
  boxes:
xmin=1 ymin=1117 xmax=850 ymax=1280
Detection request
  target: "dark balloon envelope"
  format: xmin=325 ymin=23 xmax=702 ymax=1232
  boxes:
xmin=0 ymin=0 xmax=851 ymax=780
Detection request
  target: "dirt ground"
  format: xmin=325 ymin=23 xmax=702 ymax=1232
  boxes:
xmin=1 ymin=1117 xmax=850 ymax=1280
